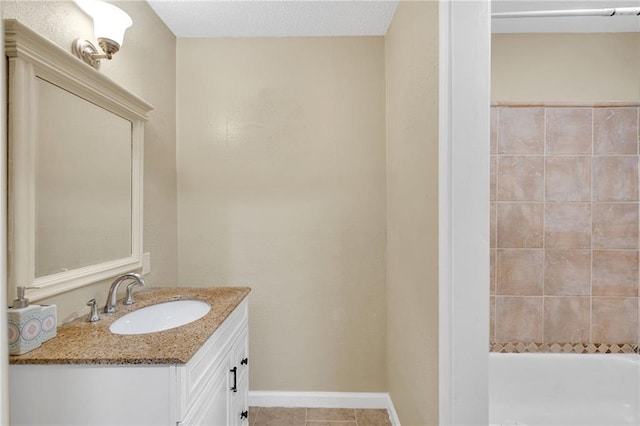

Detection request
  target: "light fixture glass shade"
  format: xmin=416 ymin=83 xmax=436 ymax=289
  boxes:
xmin=75 ymin=0 xmax=133 ymax=47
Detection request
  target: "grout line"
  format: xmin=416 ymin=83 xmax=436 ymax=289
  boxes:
xmin=590 ymin=106 xmax=594 ymax=344
xmin=542 ymin=107 xmax=547 ymax=345
xmin=496 ymin=107 xmax=501 ymax=341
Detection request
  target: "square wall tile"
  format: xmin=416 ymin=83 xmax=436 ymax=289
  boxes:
xmin=495 ymin=296 xmax=543 ymax=343
xmin=592 ymin=297 xmax=638 ymax=344
xmin=544 ymin=297 xmax=590 ymax=343
xmin=496 ymin=249 xmax=544 ymax=296
xmin=491 ymin=107 xmax=497 ymax=155
xmin=497 ymin=156 xmax=544 ymax=201
xmin=498 ymin=107 xmax=544 ymax=154
xmin=546 ymin=108 xmax=592 ymax=155
xmin=544 ymin=250 xmax=591 ymax=296
xmin=490 ymin=202 xmax=496 ymax=248
xmin=490 ymin=156 xmax=497 ymax=201
xmin=490 ymin=248 xmax=496 ymax=295
xmin=638 ymin=298 xmax=640 ymax=348
xmin=593 ymin=203 xmax=639 ymax=250
xmin=490 ymin=295 xmax=496 ymax=343
xmin=497 ymin=203 xmax=544 ymax=248
xmin=593 ymin=156 xmax=639 ymax=202
xmin=545 ymin=156 xmax=591 ymax=202
xmin=592 ymin=250 xmax=639 ymax=297
xmin=544 ymin=203 xmax=591 ymax=249
xmin=594 ymin=107 xmax=638 ymax=155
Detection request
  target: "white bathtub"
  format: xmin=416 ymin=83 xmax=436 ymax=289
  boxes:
xmin=489 ymin=353 xmax=640 ymax=425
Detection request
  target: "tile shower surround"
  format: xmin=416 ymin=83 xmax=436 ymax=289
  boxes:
xmin=490 ymin=104 xmax=640 ymax=354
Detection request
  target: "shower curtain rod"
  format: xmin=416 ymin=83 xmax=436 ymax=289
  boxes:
xmin=492 ymin=6 xmax=640 ymax=19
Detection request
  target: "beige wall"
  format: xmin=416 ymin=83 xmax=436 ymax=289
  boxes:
xmin=177 ymin=37 xmax=387 ymax=391
xmin=492 ymin=33 xmax=640 ymax=102
xmin=385 ymin=1 xmax=439 ymax=424
xmin=2 ymin=1 xmax=178 ymax=322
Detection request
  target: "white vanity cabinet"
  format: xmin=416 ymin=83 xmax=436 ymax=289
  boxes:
xmin=9 ymin=299 xmax=249 ymax=426
xmin=177 ymin=299 xmax=249 ymax=425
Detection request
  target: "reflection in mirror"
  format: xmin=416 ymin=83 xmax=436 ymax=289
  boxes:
xmin=36 ymin=78 xmax=133 ymax=277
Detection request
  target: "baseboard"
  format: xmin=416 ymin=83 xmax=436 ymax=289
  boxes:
xmin=248 ymin=391 xmax=400 ymax=425
xmin=386 ymin=396 xmax=401 ymax=426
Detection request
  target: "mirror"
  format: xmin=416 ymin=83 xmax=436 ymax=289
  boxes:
xmin=36 ymin=78 xmax=133 ymax=277
xmin=5 ymin=20 xmax=153 ymax=302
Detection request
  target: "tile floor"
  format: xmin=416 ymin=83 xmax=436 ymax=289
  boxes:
xmin=248 ymin=407 xmax=392 ymax=426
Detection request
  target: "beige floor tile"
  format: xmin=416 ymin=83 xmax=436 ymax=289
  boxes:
xmin=307 ymin=422 xmax=357 ymax=426
xmin=355 ymin=408 xmax=392 ymax=426
xmin=307 ymin=408 xmax=356 ymax=421
xmin=253 ymin=407 xmax=306 ymax=426
xmin=249 ymin=406 xmax=260 ymax=426
xmin=249 ymin=406 xmax=392 ymax=426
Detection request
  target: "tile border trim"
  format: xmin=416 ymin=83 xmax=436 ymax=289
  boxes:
xmin=490 ymin=342 xmax=640 ymax=354
xmin=247 ymin=391 xmax=400 ymax=426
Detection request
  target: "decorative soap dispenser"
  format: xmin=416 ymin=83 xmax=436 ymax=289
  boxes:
xmin=7 ymin=287 xmax=43 ymax=355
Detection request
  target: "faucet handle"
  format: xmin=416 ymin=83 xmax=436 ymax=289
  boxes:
xmin=123 ymin=281 xmax=141 ymax=305
xmin=86 ymin=299 xmax=101 ymax=322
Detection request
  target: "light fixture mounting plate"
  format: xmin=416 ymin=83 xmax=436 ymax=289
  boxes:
xmin=72 ymin=38 xmax=101 ymax=69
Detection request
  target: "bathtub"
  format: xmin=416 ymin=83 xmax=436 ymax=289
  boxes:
xmin=489 ymin=353 xmax=640 ymax=425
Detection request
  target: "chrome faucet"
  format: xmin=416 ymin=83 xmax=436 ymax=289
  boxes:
xmin=104 ymin=273 xmax=146 ymax=313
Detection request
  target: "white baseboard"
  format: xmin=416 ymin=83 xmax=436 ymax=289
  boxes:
xmin=386 ymin=397 xmax=401 ymax=426
xmin=248 ymin=391 xmax=400 ymax=425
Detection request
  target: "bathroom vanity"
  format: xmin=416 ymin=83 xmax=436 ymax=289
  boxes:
xmin=5 ymin=19 xmax=252 ymax=426
xmin=9 ymin=287 xmax=250 ymax=426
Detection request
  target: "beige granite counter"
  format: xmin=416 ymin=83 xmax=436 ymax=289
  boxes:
xmin=9 ymin=287 xmax=250 ymax=365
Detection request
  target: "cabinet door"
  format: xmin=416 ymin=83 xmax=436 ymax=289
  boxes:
xmin=229 ymin=326 xmax=249 ymax=426
xmin=180 ymin=356 xmax=229 ymax=426
xmin=178 ymin=299 xmax=249 ymax=426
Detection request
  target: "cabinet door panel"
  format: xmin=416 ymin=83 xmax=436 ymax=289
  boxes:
xmin=180 ymin=358 xmax=229 ymax=426
xmin=229 ymin=378 xmax=248 ymax=426
xmin=10 ymin=364 xmax=175 ymax=426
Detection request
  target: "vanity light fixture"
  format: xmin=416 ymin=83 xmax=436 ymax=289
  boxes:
xmin=72 ymin=0 xmax=132 ymax=69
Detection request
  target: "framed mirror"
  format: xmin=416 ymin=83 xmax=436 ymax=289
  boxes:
xmin=5 ymin=20 xmax=153 ymax=302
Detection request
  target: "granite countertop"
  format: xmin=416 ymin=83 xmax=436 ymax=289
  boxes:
xmin=9 ymin=287 xmax=251 ymax=365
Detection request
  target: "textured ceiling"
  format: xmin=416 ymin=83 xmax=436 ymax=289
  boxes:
xmin=146 ymin=0 xmax=640 ymax=38
xmin=146 ymin=0 xmax=400 ymax=38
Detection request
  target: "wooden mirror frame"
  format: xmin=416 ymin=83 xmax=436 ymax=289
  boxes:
xmin=5 ymin=19 xmax=153 ymax=302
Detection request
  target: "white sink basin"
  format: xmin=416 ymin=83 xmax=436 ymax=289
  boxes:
xmin=109 ymin=300 xmax=211 ymax=335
